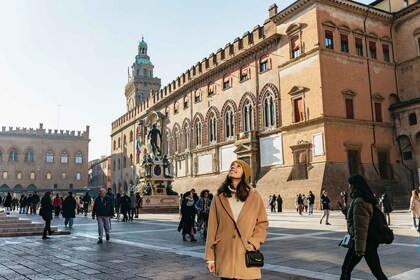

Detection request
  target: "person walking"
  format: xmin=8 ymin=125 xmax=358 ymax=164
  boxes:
xmin=25 ymin=193 xmax=32 ymax=214
xmin=297 ymin=194 xmax=304 ymax=215
xmin=276 ymin=194 xmax=283 ymax=213
xmin=40 ymin=192 xmax=54 ymax=240
xmin=135 ymin=192 xmax=142 ymax=218
xmin=129 ymin=191 xmax=136 ymax=221
xmin=4 ymin=192 xmax=12 ymax=215
xmin=409 ymin=190 xmax=420 ymax=229
xmin=115 ymin=193 xmax=121 ymax=219
xmin=302 ymin=194 xmax=308 ymax=213
xmin=308 ymin=191 xmax=315 ymax=215
xmin=19 ymin=194 xmax=27 ymax=214
xmin=53 ymin=194 xmax=62 ymax=218
xmin=270 ymin=194 xmax=277 ymax=213
xmin=340 ymin=174 xmax=387 ymax=280
xmin=379 ymin=193 xmax=393 ymax=225
xmin=62 ymin=192 xmax=77 ymax=228
xmin=178 ymin=191 xmax=197 ymax=242
xmin=11 ymin=196 xmax=18 ymax=211
xmin=120 ymin=193 xmax=130 ymax=222
xmin=320 ymin=190 xmax=331 ymax=225
xmin=205 ymin=160 xmax=268 ymax=279
xmin=92 ymin=188 xmax=114 ymax=244
xmin=82 ymin=192 xmax=91 ymax=217
xmin=31 ymin=191 xmax=40 ymax=215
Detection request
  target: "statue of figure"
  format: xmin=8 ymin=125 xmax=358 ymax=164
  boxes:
xmin=166 ymin=185 xmax=178 ymax=196
xmin=147 ymin=123 xmax=162 ymax=156
xmin=163 ymin=155 xmax=172 ymax=178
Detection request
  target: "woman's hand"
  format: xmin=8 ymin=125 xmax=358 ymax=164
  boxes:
xmin=207 ymin=262 xmax=215 ymax=273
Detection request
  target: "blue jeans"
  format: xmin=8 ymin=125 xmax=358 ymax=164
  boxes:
xmin=64 ymin=217 xmax=74 ymax=227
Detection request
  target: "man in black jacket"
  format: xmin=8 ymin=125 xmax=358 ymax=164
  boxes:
xmin=92 ymin=188 xmax=114 ymax=244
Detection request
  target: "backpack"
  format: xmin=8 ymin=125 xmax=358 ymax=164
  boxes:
xmin=368 ymin=205 xmax=394 ymax=244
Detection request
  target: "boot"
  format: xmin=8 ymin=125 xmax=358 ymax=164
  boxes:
xmin=191 ymin=236 xmax=197 ymax=242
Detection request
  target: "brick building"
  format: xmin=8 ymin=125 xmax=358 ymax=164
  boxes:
xmin=0 ymin=123 xmax=90 ymax=194
xmin=88 ymin=156 xmax=112 ymax=189
xmin=111 ymin=0 xmax=420 ymax=208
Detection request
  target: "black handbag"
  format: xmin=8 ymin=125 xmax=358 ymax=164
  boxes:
xmin=218 ymin=197 xmax=264 ymax=268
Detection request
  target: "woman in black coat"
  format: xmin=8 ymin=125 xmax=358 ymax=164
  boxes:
xmin=40 ymin=192 xmax=54 ymax=239
xmin=120 ymin=193 xmax=130 ymax=222
xmin=178 ymin=191 xmax=197 ymax=242
xmin=4 ymin=192 xmax=12 ymax=215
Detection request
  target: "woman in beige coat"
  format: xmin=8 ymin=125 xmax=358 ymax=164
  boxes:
xmin=409 ymin=190 xmax=420 ymax=229
xmin=205 ymin=160 xmax=268 ymax=280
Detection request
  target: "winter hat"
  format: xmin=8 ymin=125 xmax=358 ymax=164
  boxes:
xmin=232 ymin=159 xmax=251 ymax=181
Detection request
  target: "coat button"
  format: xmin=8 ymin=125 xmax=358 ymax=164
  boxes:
xmin=232 ymin=234 xmax=236 ymax=238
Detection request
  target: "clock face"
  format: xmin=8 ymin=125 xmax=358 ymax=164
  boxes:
xmin=154 ymin=165 xmax=162 ymax=176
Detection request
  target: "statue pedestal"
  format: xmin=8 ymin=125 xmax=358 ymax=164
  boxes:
xmin=140 ymin=195 xmax=179 ymax=213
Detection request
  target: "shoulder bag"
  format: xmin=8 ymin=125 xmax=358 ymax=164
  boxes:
xmin=218 ymin=196 xmax=264 ymax=267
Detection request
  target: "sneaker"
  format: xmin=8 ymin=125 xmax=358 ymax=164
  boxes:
xmin=42 ymin=236 xmax=50 ymax=240
xmin=106 ymin=234 xmax=110 ymax=241
xmin=182 ymin=236 xmax=187 ymax=241
xmin=326 ymin=223 xmax=331 ymax=225
xmin=191 ymin=237 xmax=197 ymax=242
xmin=97 ymin=239 xmax=103 ymax=244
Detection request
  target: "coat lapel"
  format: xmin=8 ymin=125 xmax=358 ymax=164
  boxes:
xmin=218 ymin=194 xmax=235 ymax=221
xmin=236 ymin=188 xmax=254 ymax=223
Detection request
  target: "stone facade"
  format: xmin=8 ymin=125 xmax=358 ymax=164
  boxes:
xmin=0 ymin=123 xmax=90 ymax=194
xmin=111 ymin=0 xmax=419 ymax=208
xmin=88 ymin=156 xmax=111 ymax=189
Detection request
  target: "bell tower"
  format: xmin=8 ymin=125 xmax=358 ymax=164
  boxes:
xmin=125 ymin=36 xmax=161 ymax=111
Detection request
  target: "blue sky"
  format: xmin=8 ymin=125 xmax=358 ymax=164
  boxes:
xmin=0 ymin=0 xmax=371 ymax=160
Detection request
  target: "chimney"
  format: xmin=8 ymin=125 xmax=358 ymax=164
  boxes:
xmin=269 ymin=3 xmax=278 ymax=18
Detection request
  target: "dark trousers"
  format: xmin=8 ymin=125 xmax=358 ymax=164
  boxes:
xmin=340 ymin=241 xmax=387 ymax=280
xmin=43 ymin=219 xmax=52 ymax=238
xmin=54 ymin=206 xmax=61 ymax=217
xmin=129 ymin=208 xmax=136 ymax=221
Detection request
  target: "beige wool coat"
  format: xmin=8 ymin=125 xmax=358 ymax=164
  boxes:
xmin=204 ymin=188 xmax=268 ymax=279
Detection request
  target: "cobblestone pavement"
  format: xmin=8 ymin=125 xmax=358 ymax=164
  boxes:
xmin=0 ymin=209 xmax=419 ymax=280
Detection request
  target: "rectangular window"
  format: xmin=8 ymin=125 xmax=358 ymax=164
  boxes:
xmin=325 ymin=30 xmax=334 ymax=49
xmin=374 ymin=102 xmax=383 ymax=122
xmin=223 ymin=79 xmax=230 ymax=90
xmin=30 ymin=171 xmax=36 ymax=180
xmin=382 ymin=44 xmax=390 ymax=62
xmin=348 ymin=150 xmax=361 ymax=175
xmin=293 ymin=98 xmax=304 ymax=122
xmin=240 ymin=68 xmax=249 ymax=81
xmin=16 ymin=171 xmax=22 ymax=180
xmin=53 ymin=184 xmax=58 ymax=189
xmin=2 ymin=171 xmax=8 ymax=180
xmin=69 ymin=183 xmax=73 ymax=189
xmin=340 ymin=34 xmax=349 ymax=53
xmin=378 ymin=151 xmax=392 ymax=179
xmin=61 ymin=172 xmax=66 ymax=180
xmin=46 ymin=172 xmax=52 ymax=180
xmin=355 ymin=38 xmax=363 ymax=56
xmin=345 ymin=98 xmax=354 ymax=119
xmin=260 ymin=61 xmax=269 ymax=72
xmin=369 ymin=41 xmax=377 ymax=59
xmin=76 ymin=172 xmax=81 ymax=180
xmin=291 ymin=36 xmax=300 ymax=58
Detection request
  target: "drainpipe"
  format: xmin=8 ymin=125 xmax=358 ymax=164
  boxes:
xmin=364 ymin=6 xmax=380 ymax=176
xmin=254 ymin=53 xmax=261 ymax=188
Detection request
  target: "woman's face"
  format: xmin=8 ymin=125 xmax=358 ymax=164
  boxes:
xmin=229 ymin=162 xmax=244 ymax=179
xmin=189 ymin=192 xmax=193 ymax=198
xmin=348 ymin=183 xmax=355 ymax=193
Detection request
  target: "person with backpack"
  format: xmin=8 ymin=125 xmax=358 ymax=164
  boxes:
xmin=340 ymin=174 xmax=387 ymax=280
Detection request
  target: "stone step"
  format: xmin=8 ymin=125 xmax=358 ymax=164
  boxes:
xmin=0 ymin=222 xmax=43 ymax=228
xmin=0 ymin=226 xmax=47 ymax=232
xmin=0 ymin=227 xmax=69 ymax=238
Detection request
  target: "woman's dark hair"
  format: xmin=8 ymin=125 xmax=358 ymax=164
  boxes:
xmin=200 ymin=189 xmax=209 ymax=198
xmin=348 ymin=174 xmax=377 ymax=204
xmin=217 ymin=175 xmax=250 ymax=202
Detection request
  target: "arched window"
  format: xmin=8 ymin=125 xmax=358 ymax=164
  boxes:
xmin=0 ymin=148 xmax=3 ymax=162
xmin=174 ymin=127 xmax=180 ymax=153
xmin=225 ymin=106 xmax=234 ymax=139
xmin=409 ymin=113 xmax=417 ymax=126
xmin=45 ymin=150 xmax=54 ymax=163
xmin=113 ymin=160 xmax=116 ymax=171
xmin=143 ymin=69 xmax=148 ymax=77
xmin=209 ymin=113 xmax=217 ymax=144
xmin=164 ymin=131 xmax=170 ymax=155
xmin=243 ymin=99 xmax=253 ymax=131
xmin=75 ymin=152 xmax=83 ymax=164
xmin=136 ymin=68 xmax=140 ymax=76
xmin=113 ymin=140 xmax=116 ymax=150
xmin=118 ymin=159 xmax=121 ymax=170
xmin=130 ymin=131 xmax=133 ymax=142
xmin=60 ymin=151 xmax=69 ymax=163
xmin=9 ymin=148 xmax=18 ymax=162
xmin=123 ymin=156 xmax=127 ymax=168
xmin=118 ymin=137 xmax=121 ymax=148
xmin=24 ymin=149 xmax=34 ymax=162
xmin=264 ymin=93 xmax=275 ymax=129
xmin=76 ymin=172 xmax=81 ymax=180
xmin=123 ymin=135 xmax=127 ymax=145
xmin=195 ymin=121 xmax=202 ymax=147
xmin=184 ymin=124 xmax=189 ymax=150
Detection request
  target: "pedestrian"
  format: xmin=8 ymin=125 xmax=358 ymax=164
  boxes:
xmin=4 ymin=192 xmax=12 ymax=215
xmin=129 ymin=191 xmax=136 ymax=221
xmin=11 ymin=196 xmax=18 ymax=211
xmin=53 ymin=194 xmax=62 ymax=218
xmin=40 ymin=192 xmax=54 ymax=240
xmin=409 ymin=190 xmax=420 ymax=229
xmin=341 ymin=191 xmax=349 ymax=207
xmin=270 ymin=194 xmax=276 ymax=213
xmin=308 ymin=191 xmax=315 ymax=215
xmin=82 ymin=192 xmax=91 ymax=217
xmin=62 ymin=192 xmax=77 ymax=228
xmin=135 ymin=192 xmax=142 ymax=218
xmin=92 ymin=188 xmax=114 ymax=244
xmin=297 ymin=194 xmax=304 ymax=215
xmin=31 ymin=191 xmax=40 ymax=215
xmin=120 ymin=193 xmax=130 ymax=222
xmin=276 ymin=194 xmax=283 ymax=213
xmin=26 ymin=193 xmax=32 ymax=214
xmin=195 ymin=189 xmax=212 ymax=235
xmin=19 ymin=194 xmax=27 ymax=214
xmin=115 ymin=193 xmax=121 ymax=219
xmin=302 ymin=194 xmax=308 ymax=212
xmin=178 ymin=191 xmax=197 ymax=242
xmin=340 ymin=174 xmax=387 ymax=280
xmin=205 ymin=159 xmax=268 ymax=279
xmin=379 ymin=193 xmax=393 ymax=225
xmin=320 ymin=190 xmax=331 ymax=225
